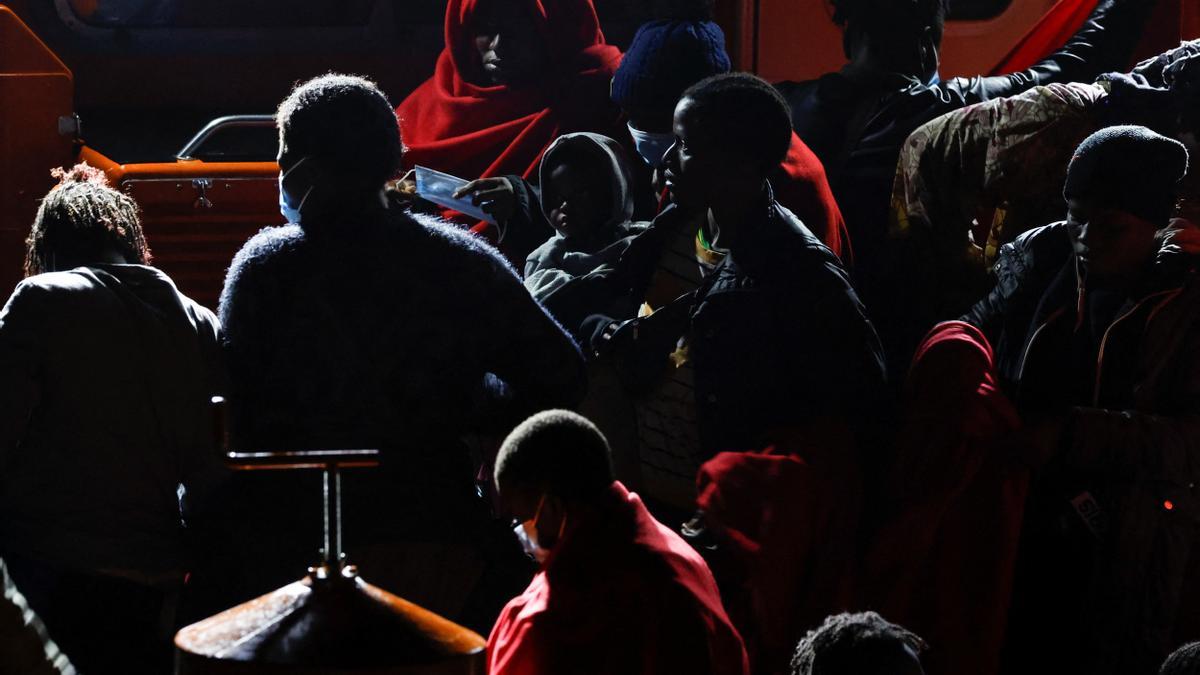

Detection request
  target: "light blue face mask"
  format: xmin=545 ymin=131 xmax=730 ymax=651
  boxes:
xmin=278 ymin=156 xmax=313 ymax=223
xmin=627 ymin=122 xmax=675 ymax=169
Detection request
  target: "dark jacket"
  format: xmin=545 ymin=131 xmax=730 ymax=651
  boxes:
xmin=0 ymin=265 xmax=223 ymax=578
xmin=217 ymin=203 xmax=586 ymax=596
xmin=963 ymin=221 xmax=1200 ymax=673
xmin=776 ymin=0 xmax=1151 ymax=304
xmin=688 ymin=200 xmax=887 ymax=454
xmin=591 ymin=194 xmax=887 ymax=456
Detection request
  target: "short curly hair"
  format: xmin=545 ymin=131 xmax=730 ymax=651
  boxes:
xmin=277 ymin=73 xmax=404 ymax=189
xmin=680 ymin=72 xmax=793 ymax=171
xmin=791 ymin=611 xmax=927 ymax=675
xmin=25 ymin=164 xmax=151 ymax=278
xmin=495 ymin=410 xmax=615 ymax=502
xmin=1161 ymin=642 xmax=1200 ymax=675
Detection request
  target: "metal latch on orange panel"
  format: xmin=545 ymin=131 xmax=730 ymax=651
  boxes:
xmin=193 ymin=179 xmax=214 ymax=209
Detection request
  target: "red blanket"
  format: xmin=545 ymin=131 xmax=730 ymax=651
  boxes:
xmin=861 ymin=321 xmax=1025 ymax=675
xmin=397 ymin=0 xmax=623 ymax=184
xmin=487 ymin=481 xmax=749 ymax=675
xmin=776 ymin=132 xmax=853 ymax=266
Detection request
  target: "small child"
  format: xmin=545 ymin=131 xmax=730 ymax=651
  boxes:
xmin=481 ymin=132 xmax=647 ymax=337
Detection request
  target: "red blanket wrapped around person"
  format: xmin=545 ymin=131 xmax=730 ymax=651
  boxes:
xmin=487 ymin=481 xmax=749 ymax=675
xmin=397 ymin=0 xmax=622 ymax=204
xmin=693 ymin=422 xmax=861 ymax=675
xmin=861 ymin=321 xmax=1026 ymax=675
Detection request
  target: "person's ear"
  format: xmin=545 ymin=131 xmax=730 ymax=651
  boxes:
xmin=919 ymin=27 xmax=940 ymax=80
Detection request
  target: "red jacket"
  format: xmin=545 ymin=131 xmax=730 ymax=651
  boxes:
xmin=487 ymin=481 xmax=749 ymax=675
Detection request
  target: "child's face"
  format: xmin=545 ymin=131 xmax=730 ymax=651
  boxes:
xmin=545 ymin=161 xmax=610 ymax=240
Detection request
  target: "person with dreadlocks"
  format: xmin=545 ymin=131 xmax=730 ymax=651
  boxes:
xmin=774 ymin=0 xmax=1153 ymax=382
xmin=0 ymin=164 xmax=224 ymax=674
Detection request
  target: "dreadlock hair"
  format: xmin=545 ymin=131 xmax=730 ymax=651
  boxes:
xmin=1162 ymin=642 xmax=1200 ymax=675
xmin=25 ymin=164 xmax=151 ymax=278
xmin=680 ymin=72 xmax=793 ymax=172
xmin=791 ymin=611 xmax=927 ymax=675
xmin=830 ymin=0 xmax=949 ymax=56
xmin=277 ymin=73 xmax=403 ymax=190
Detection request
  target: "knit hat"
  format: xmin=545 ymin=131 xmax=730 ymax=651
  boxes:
xmin=610 ymin=19 xmax=732 ymax=113
xmin=1064 ymin=125 xmax=1189 ymax=225
xmin=1161 ymin=642 xmax=1200 ymax=675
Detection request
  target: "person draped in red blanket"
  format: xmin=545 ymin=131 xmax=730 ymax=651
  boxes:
xmin=487 ymin=409 xmax=750 ymax=675
xmin=396 ymin=0 xmax=623 ymax=254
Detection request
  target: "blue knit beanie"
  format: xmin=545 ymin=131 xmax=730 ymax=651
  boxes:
xmin=611 ymin=19 xmax=732 ymax=113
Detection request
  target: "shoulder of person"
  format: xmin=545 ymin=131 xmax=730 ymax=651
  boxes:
xmin=227 ymin=224 xmax=307 ymax=273
xmin=407 ymin=210 xmax=522 ymax=279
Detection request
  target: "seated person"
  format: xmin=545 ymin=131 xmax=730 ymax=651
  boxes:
xmin=486 ymin=409 xmax=749 ymax=675
xmin=790 ymin=612 xmax=927 ymax=675
xmin=962 ymin=126 xmax=1198 ymax=673
xmin=587 ymin=73 xmax=885 ymax=497
xmin=611 ymin=13 xmax=852 ymax=263
xmin=0 ymin=165 xmax=224 ymax=674
xmin=396 ymin=0 xmax=623 ymax=253
xmin=890 ymin=40 xmax=1200 ymax=337
xmin=776 ymin=0 xmax=1153 ymax=381
xmin=218 ymin=74 xmax=586 ymax=630
xmin=518 ymin=133 xmax=647 ymax=338
xmin=776 ymin=0 xmax=1151 ymax=274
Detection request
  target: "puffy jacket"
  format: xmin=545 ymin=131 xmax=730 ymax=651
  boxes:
xmin=964 ymin=221 xmax=1200 ymax=673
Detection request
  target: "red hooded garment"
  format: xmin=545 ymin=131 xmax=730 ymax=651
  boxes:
xmin=397 ymin=0 xmax=623 ymax=184
xmin=487 ymin=481 xmax=749 ymax=675
xmin=861 ymin=321 xmax=1026 ymax=675
xmin=694 ymin=422 xmax=860 ymax=675
xmin=775 ymin=132 xmax=853 ymax=266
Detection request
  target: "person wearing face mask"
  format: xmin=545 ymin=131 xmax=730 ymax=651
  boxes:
xmin=609 ymin=11 xmax=851 ymax=265
xmin=487 ymin=409 xmax=749 ymax=675
xmin=217 ymin=74 xmax=587 ymax=632
xmin=396 ymin=0 xmax=624 ymax=259
xmin=961 ymin=126 xmax=1200 ymax=674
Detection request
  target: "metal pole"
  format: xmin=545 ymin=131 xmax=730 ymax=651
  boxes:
xmin=322 ymin=464 xmax=342 ymax=570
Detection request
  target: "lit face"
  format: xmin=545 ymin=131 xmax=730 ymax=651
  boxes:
xmin=471 ymin=1 xmax=545 ymax=86
xmin=662 ymin=97 xmax=725 ymax=212
xmin=1067 ymin=197 xmax=1161 ymax=282
xmin=544 ymin=161 xmax=610 ymax=240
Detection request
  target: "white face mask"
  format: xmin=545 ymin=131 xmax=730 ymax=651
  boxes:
xmin=513 ymin=494 xmax=560 ymax=564
xmin=627 ymin=122 xmax=675 ymax=169
xmin=278 ymin=156 xmax=313 ymax=223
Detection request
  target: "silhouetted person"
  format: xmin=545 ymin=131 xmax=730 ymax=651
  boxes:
xmin=776 ymin=0 xmax=1152 ymax=379
xmin=487 ymin=410 xmax=749 ymax=675
xmin=891 ymin=40 xmax=1200 ymax=346
xmin=791 ymin=611 xmax=927 ymax=675
xmin=962 ymin=126 xmax=1197 ymax=674
xmin=218 ymin=74 xmax=586 ymax=631
xmin=0 ymin=165 xmax=223 ymax=674
xmin=396 ymin=0 xmax=623 ymax=258
xmin=610 ymin=12 xmax=851 ymax=263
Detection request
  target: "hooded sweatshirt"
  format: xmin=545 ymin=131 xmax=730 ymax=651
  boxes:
xmin=521 ymin=133 xmax=647 ymax=335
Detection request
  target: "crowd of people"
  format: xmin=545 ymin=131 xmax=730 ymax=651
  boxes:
xmin=0 ymin=0 xmax=1198 ymax=673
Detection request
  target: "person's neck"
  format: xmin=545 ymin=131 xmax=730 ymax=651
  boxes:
xmin=304 ymin=188 xmax=390 ymax=226
xmin=707 ymin=182 xmax=770 ymax=250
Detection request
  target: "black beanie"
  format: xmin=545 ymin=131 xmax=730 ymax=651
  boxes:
xmin=1064 ymin=125 xmax=1189 ymax=226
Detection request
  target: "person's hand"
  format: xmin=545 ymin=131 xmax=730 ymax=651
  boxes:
xmin=385 ymin=170 xmax=418 ymax=207
xmin=453 ymin=177 xmax=517 ymax=224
